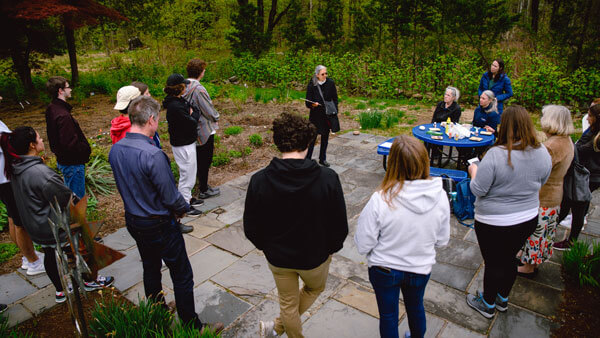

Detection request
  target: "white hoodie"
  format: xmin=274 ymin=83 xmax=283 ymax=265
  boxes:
xmin=355 ymin=177 xmax=450 ymax=275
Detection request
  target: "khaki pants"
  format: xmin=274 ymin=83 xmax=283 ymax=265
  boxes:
xmin=268 ymin=256 xmax=332 ymax=338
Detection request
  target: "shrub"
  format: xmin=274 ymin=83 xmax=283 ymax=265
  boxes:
xmin=563 ymin=240 xmax=600 ymax=287
xmin=242 ymin=146 xmax=252 ymax=156
xmin=355 ymin=102 xmax=367 ymax=109
xmin=0 ymin=201 xmax=7 ymax=232
xmin=212 ymin=152 xmax=231 ymax=166
xmin=384 ymin=112 xmax=400 ymax=128
xmin=224 ymin=126 xmax=243 ymax=136
xmin=249 ymin=133 xmax=263 ymax=147
xmin=85 ymin=156 xmax=115 ymax=199
xmin=0 ymin=243 xmax=19 ymax=264
xmin=358 ymin=111 xmax=384 ymax=129
xmin=90 ymin=295 xmax=173 ymax=337
xmin=228 ymin=150 xmax=242 ymax=158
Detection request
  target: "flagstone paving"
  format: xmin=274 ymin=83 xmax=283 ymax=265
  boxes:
xmin=3 ymin=132 xmax=599 ymax=337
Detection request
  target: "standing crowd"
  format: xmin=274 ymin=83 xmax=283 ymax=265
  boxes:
xmin=0 ymin=57 xmax=598 ymax=338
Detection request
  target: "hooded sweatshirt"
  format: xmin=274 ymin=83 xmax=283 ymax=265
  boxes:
xmin=163 ymin=96 xmax=199 ymax=147
xmin=110 ymin=115 xmax=131 ymax=144
xmin=243 ymin=157 xmax=348 ymax=270
xmin=10 ymin=156 xmax=71 ymax=245
xmin=355 ymin=178 xmax=450 ymax=275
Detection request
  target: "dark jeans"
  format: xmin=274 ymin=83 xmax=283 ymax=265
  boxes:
xmin=125 ymin=213 xmax=201 ymax=328
xmin=369 ymin=266 xmax=430 ymax=338
xmin=307 ymin=132 xmax=329 ymax=162
xmin=557 ymin=181 xmax=600 ymax=242
xmin=196 ymin=135 xmax=215 ymax=193
xmin=475 ymin=216 xmax=537 ymax=304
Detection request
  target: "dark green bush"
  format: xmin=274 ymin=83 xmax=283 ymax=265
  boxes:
xmin=0 ymin=243 xmax=19 ymax=264
xmin=563 ymin=240 xmax=600 ymax=287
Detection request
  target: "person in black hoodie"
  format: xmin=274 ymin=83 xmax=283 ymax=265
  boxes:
xmin=554 ymin=103 xmax=600 ymax=250
xmin=244 ymin=112 xmax=348 ymax=338
xmin=305 ymin=65 xmax=340 ymax=167
xmin=163 ymin=74 xmax=202 ymax=219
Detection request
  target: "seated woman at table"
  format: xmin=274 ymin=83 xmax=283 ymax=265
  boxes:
xmin=429 ymin=87 xmax=462 ymax=166
xmin=473 ymin=90 xmax=500 ymax=134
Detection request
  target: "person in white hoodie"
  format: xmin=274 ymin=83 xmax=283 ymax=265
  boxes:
xmin=355 ymin=135 xmax=450 ymax=338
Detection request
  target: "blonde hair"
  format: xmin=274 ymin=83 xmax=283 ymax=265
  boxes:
xmin=540 ymin=105 xmax=574 ymax=136
xmin=379 ymin=135 xmax=430 ymax=206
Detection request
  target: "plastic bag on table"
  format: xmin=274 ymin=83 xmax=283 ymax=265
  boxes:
xmin=452 ymin=124 xmax=472 ymax=140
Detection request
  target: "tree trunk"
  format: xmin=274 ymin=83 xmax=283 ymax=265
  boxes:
xmin=531 ymin=0 xmax=539 ymax=33
xmin=571 ymin=0 xmax=593 ymax=71
xmin=64 ymin=21 xmax=79 ymax=86
xmin=257 ymin=0 xmax=264 ymax=33
xmin=10 ymin=49 xmax=34 ymax=92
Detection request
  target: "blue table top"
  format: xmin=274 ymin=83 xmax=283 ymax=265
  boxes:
xmin=377 ymin=123 xmax=495 ymax=155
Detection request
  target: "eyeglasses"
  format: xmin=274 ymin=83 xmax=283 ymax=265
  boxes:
xmin=64 ymin=85 xmax=71 ymax=89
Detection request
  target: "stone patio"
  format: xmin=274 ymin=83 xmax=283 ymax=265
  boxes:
xmin=3 ymin=132 xmax=600 ymax=336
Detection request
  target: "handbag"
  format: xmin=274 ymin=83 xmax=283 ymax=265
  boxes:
xmin=453 ymin=178 xmax=475 ymax=228
xmin=316 ymin=83 xmax=338 ymax=116
xmin=563 ymin=145 xmax=592 ymax=202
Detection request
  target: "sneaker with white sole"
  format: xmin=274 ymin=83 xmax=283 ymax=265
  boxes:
xmin=55 ymin=291 xmax=66 ymax=303
xmin=26 ymin=256 xmax=46 ymax=276
xmin=21 ymin=256 xmax=29 ymax=270
xmin=466 ymin=291 xmax=496 ymax=318
xmin=84 ymin=275 xmax=115 ymax=291
xmin=259 ymin=320 xmax=277 ymax=337
xmin=495 ymin=293 xmax=508 ymax=312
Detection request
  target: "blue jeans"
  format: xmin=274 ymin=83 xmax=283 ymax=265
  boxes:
xmin=125 ymin=213 xmax=201 ymax=328
xmin=57 ymin=163 xmax=85 ymax=198
xmin=369 ymin=266 xmax=430 ymax=338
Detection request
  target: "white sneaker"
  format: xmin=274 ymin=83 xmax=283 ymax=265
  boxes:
xmin=26 ymin=256 xmax=46 ymax=276
xmin=259 ymin=320 xmax=276 ymax=337
xmin=21 ymin=256 xmax=29 ymax=270
xmin=560 ymin=214 xmax=572 ymax=228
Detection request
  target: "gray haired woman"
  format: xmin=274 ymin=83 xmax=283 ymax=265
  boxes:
xmin=304 ymin=65 xmax=340 ymax=167
xmin=472 ymin=90 xmax=500 ymax=134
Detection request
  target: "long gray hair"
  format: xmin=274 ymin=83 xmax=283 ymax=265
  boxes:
xmin=312 ymin=65 xmax=327 ymax=86
xmin=481 ymin=90 xmax=498 ymax=113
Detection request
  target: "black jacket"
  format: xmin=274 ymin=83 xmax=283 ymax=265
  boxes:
xmin=243 ymin=158 xmax=348 ymax=269
xmin=45 ymin=99 xmax=91 ymax=165
xmin=577 ymin=129 xmax=600 ymax=183
xmin=11 ymin=156 xmax=71 ymax=245
xmin=163 ymin=96 xmax=200 ymax=147
xmin=431 ymin=101 xmax=461 ymax=123
xmin=305 ymin=78 xmax=340 ymax=134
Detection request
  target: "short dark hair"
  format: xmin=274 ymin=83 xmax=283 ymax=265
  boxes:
xmin=128 ymin=96 xmax=160 ymax=127
xmin=130 ymin=81 xmax=149 ymax=95
xmin=186 ymin=59 xmax=207 ymax=79
xmin=272 ymin=113 xmax=316 ymax=153
xmin=46 ymin=76 xmax=68 ymax=98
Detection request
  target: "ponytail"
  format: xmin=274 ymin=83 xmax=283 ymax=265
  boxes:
xmin=0 ymin=126 xmax=37 ymax=179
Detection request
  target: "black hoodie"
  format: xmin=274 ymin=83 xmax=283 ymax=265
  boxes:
xmin=243 ymin=158 xmax=348 ymax=270
xmin=163 ymin=96 xmax=200 ymax=147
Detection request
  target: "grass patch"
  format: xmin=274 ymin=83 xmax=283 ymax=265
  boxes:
xmin=0 ymin=243 xmax=19 ymax=264
xmin=355 ymin=102 xmax=367 ymax=110
xmin=212 ymin=152 xmax=231 ymax=166
xmin=228 ymin=150 xmax=242 ymax=158
xmin=249 ymin=133 xmax=263 ymax=147
xmin=358 ymin=111 xmax=384 ymax=129
xmin=0 ymin=201 xmax=7 ymax=232
xmin=224 ymin=126 xmax=243 ymax=136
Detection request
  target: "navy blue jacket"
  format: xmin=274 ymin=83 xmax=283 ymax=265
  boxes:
xmin=109 ymin=133 xmax=190 ymax=218
xmin=472 ymin=105 xmax=500 ymax=132
xmin=478 ymin=72 xmax=513 ymax=114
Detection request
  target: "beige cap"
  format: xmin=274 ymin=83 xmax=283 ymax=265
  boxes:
xmin=114 ymin=86 xmax=141 ymax=110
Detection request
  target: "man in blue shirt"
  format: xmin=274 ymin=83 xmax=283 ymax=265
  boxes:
xmin=109 ymin=96 xmax=223 ymax=334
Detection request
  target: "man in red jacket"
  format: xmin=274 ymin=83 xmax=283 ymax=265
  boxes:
xmin=45 ymin=76 xmax=91 ymax=198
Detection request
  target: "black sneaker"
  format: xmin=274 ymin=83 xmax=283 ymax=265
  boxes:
xmin=207 ymin=185 xmax=220 ymax=194
xmin=197 ymin=189 xmax=220 ymax=199
xmin=84 ymin=275 xmax=115 ymax=291
xmin=190 ymin=198 xmax=204 ymax=206
xmin=179 ymin=222 xmax=193 ymax=233
xmin=55 ymin=291 xmax=67 ymax=303
xmin=495 ymin=294 xmax=508 ymax=312
xmin=187 ymin=208 xmax=203 ymax=216
xmin=319 ymin=160 xmax=330 ymax=167
xmin=466 ymin=291 xmax=496 ymax=318
xmin=0 ymin=303 xmax=7 ymax=313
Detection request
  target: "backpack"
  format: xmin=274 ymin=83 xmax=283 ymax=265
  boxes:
xmin=440 ymin=174 xmax=457 ymax=212
xmin=453 ymin=178 xmax=475 ymax=228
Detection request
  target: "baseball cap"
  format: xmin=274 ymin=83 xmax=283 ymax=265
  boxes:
xmin=114 ymin=86 xmax=141 ymax=110
xmin=166 ymin=73 xmax=190 ymax=87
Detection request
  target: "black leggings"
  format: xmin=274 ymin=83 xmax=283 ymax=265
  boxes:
xmin=475 ymin=216 xmax=537 ymax=304
xmin=42 ymin=247 xmax=63 ymax=292
xmin=557 ymin=181 xmax=600 ymax=242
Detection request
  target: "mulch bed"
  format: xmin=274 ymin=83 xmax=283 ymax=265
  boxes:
xmin=551 ymin=272 xmax=600 ymax=337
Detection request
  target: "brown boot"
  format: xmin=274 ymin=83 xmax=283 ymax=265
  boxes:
xmin=200 ymin=322 xmax=225 ymax=335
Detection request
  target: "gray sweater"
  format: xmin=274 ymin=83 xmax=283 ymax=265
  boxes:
xmin=470 ymin=145 xmax=552 ymax=217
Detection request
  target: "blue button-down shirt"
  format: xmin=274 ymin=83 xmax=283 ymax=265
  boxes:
xmin=109 ymin=132 xmax=189 ymax=217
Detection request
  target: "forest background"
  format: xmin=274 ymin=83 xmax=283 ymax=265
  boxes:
xmin=1 ymin=0 xmax=600 ymax=111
